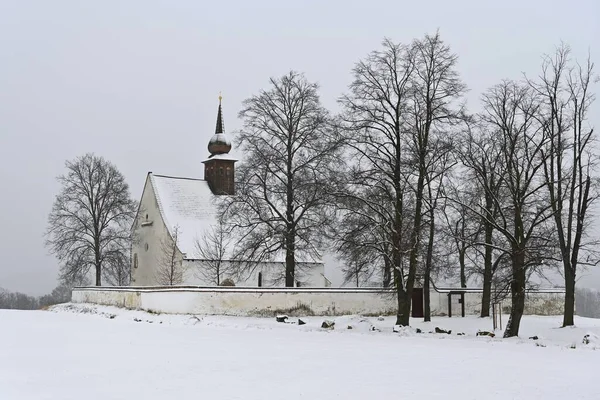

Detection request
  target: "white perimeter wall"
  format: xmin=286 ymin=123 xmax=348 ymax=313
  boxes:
xmin=72 ymin=287 xmax=565 ymax=317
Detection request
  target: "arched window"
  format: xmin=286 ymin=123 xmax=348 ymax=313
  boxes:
xmin=258 ymin=272 xmax=263 ymax=287
xmin=133 ymin=253 xmax=138 ymax=269
xmin=219 ymin=167 xmax=224 ymax=176
xmin=226 ymin=168 xmax=231 ymax=177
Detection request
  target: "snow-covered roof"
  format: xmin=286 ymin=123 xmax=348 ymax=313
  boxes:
xmin=202 ymin=153 xmax=238 ymax=162
xmin=149 ymin=173 xmax=323 ymax=264
xmin=150 ymin=174 xmax=218 ymax=259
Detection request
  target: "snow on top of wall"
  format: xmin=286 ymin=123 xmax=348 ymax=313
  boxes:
xmin=150 ymin=174 xmax=218 ymax=259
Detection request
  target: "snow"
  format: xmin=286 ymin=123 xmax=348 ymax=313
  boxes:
xmin=202 ymin=153 xmax=238 ymax=161
xmin=208 ymin=132 xmax=232 ymax=146
xmin=149 ymin=173 xmax=321 ymax=264
xmin=1 ymin=304 xmax=599 ymax=399
xmin=150 ymin=174 xmax=219 ymax=258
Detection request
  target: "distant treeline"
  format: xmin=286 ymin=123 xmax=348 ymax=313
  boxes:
xmin=0 ymin=284 xmax=71 ymax=310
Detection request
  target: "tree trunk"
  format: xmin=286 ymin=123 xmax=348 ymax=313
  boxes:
xmin=396 ymin=288 xmax=411 ymax=326
xmin=481 ymin=264 xmax=492 ymax=318
xmin=393 ymin=251 xmax=410 ymax=326
xmin=403 ymin=171 xmax=425 ymax=326
xmin=504 ymin=248 xmax=526 ymax=338
xmin=423 ymin=272 xmax=431 ymax=322
xmin=383 ymin=258 xmax=391 ymax=288
xmin=480 ymin=190 xmax=495 ymax=318
xmin=95 ymin=264 xmax=101 ymax=286
xmin=285 ymin=235 xmax=295 ymax=287
xmin=424 ymin=210 xmax=435 ymax=322
xmin=459 ymin=249 xmax=467 ymax=288
xmin=480 ymin=222 xmax=494 ymax=317
xmin=563 ymin=265 xmax=576 ymax=327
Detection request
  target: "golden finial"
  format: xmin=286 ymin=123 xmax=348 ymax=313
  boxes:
xmin=219 ymin=92 xmax=222 ymax=104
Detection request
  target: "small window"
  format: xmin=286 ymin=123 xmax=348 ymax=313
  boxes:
xmin=145 ymin=243 xmax=149 ymax=251
xmin=133 ymin=253 xmax=138 ymax=269
xmin=226 ymin=168 xmax=231 ymax=177
xmin=145 ymin=214 xmax=148 ymax=221
xmin=258 ymin=272 xmax=263 ymax=287
xmin=219 ymin=167 xmax=224 ymax=176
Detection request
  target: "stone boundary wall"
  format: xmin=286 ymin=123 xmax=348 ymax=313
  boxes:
xmin=575 ymin=288 xmax=600 ymax=318
xmin=72 ymin=286 xmax=566 ymax=317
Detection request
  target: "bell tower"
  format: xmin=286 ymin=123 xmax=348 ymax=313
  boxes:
xmin=202 ymin=95 xmax=237 ymax=195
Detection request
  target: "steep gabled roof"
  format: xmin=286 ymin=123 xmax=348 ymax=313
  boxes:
xmin=148 ymin=172 xmax=322 ymax=264
xmin=150 ymin=173 xmax=218 ymax=259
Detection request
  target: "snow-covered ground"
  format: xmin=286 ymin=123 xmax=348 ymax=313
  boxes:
xmin=1 ymin=304 xmax=599 ymax=399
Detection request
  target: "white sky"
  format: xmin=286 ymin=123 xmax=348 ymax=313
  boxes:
xmin=0 ymin=0 xmax=598 ymax=295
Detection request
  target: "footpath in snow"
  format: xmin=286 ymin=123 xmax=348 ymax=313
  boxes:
xmin=0 ymin=303 xmax=598 ymax=400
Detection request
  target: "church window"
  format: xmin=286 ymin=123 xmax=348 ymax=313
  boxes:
xmin=145 ymin=214 xmax=148 ymax=221
xmin=258 ymin=272 xmax=263 ymax=287
xmin=133 ymin=253 xmax=138 ymax=269
xmin=219 ymin=167 xmax=224 ymax=176
xmin=145 ymin=243 xmax=149 ymax=251
xmin=226 ymin=168 xmax=231 ymax=177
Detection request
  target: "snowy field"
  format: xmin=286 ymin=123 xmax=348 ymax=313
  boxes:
xmin=1 ymin=304 xmax=599 ymax=399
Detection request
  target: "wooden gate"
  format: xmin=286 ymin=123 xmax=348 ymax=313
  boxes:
xmin=412 ymin=288 xmax=424 ymax=318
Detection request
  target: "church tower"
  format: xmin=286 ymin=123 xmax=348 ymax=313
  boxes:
xmin=202 ymin=95 xmax=237 ymax=195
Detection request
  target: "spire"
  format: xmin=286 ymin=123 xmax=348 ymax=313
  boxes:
xmin=215 ymin=93 xmax=224 ymax=134
xmin=208 ymin=94 xmax=232 ymax=157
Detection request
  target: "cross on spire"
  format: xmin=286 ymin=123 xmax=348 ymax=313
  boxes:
xmin=215 ymin=93 xmax=224 ymax=134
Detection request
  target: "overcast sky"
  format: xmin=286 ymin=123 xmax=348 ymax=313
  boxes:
xmin=1 ymin=0 xmax=599 ymax=295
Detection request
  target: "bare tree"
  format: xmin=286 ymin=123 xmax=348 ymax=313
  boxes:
xmin=422 ymin=138 xmax=455 ymax=321
xmin=340 ymin=245 xmax=377 ymax=287
xmin=337 ymin=33 xmax=465 ymax=326
xmin=223 ymin=71 xmax=342 ymax=287
xmin=405 ymin=32 xmax=466 ymax=325
xmin=440 ymin=182 xmax=479 ymax=289
xmin=103 ymin=244 xmax=131 ymax=286
xmin=477 ymin=81 xmax=553 ymax=337
xmin=528 ymin=44 xmax=599 ymax=326
xmin=458 ymin=122 xmax=508 ymax=317
xmin=337 ymin=38 xmax=416 ymax=325
xmin=155 ymin=225 xmax=184 ymax=286
xmin=45 ymin=153 xmax=137 ymax=286
xmin=194 ymin=221 xmax=233 ymax=286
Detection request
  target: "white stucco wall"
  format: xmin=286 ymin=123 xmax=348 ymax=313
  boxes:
xmin=131 ymin=174 xmax=183 ymax=286
xmin=72 ymin=287 xmax=565 ymax=317
xmin=73 ymin=287 xmax=397 ymax=316
xmin=428 ymin=290 xmax=566 ymax=316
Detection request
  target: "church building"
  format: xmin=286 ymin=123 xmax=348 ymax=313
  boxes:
xmin=130 ymin=97 xmax=327 ymax=287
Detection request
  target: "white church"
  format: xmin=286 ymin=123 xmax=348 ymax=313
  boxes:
xmin=130 ymin=98 xmax=327 ymax=287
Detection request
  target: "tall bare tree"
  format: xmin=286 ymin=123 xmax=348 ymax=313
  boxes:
xmin=338 ymin=33 xmax=465 ymax=326
xmin=155 ymin=225 xmax=184 ymax=286
xmin=405 ymin=32 xmax=466 ymax=324
xmin=223 ymin=71 xmax=342 ymax=287
xmin=528 ymin=45 xmax=599 ymax=326
xmin=340 ymin=245 xmax=377 ymax=287
xmin=479 ymin=81 xmax=553 ymax=337
xmin=458 ymin=122 xmax=508 ymax=317
xmin=422 ymin=138 xmax=454 ymax=321
xmin=46 ymin=154 xmax=137 ymax=286
xmin=194 ymin=220 xmax=233 ymax=286
xmin=338 ymin=38 xmax=416 ymax=325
